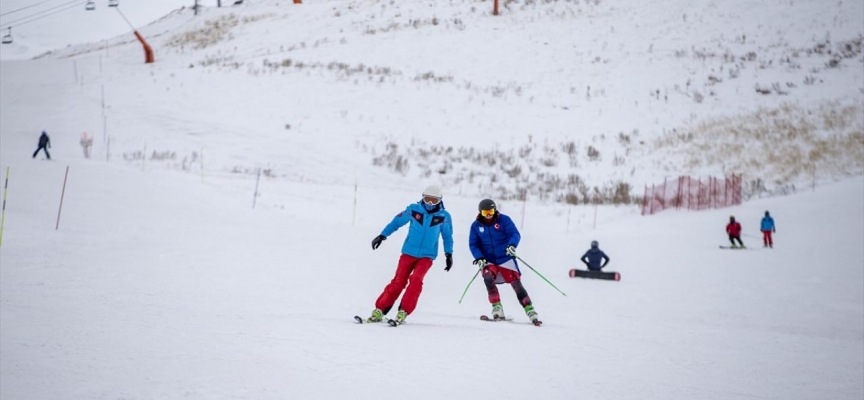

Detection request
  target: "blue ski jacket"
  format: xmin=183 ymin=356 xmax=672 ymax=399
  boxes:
xmin=760 ymin=216 xmax=775 ymax=231
xmin=380 ymin=201 xmax=453 ymax=260
xmin=469 ymin=213 xmax=521 ymax=266
xmin=581 ymin=248 xmax=609 ymax=271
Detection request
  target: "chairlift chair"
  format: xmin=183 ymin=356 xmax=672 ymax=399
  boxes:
xmin=2 ymin=27 xmax=12 ymax=44
xmin=85 ymin=0 xmax=96 ymax=10
xmin=108 ymin=0 xmax=118 ymax=7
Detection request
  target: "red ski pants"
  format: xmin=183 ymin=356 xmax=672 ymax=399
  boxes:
xmin=762 ymin=230 xmax=773 ymax=246
xmin=482 ymin=266 xmax=531 ymax=307
xmin=375 ymin=254 xmax=433 ymax=316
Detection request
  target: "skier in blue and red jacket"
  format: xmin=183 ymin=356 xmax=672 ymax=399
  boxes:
xmin=366 ymin=185 xmax=454 ymax=325
xmin=469 ymin=198 xmax=539 ymax=324
xmin=760 ymin=211 xmax=776 ymax=248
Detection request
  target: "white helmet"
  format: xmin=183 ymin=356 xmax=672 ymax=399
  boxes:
xmin=422 ymin=185 xmax=443 ymax=199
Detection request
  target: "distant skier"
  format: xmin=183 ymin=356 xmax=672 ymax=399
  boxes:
xmin=32 ymin=130 xmax=51 ymax=160
xmin=365 ymin=185 xmax=453 ymax=325
xmin=760 ymin=211 xmax=776 ymax=248
xmin=581 ymin=240 xmax=610 ymax=271
xmin=469 ymin=198 xmax=540 ymax=325
xmin=726 ymin=215 xmax=745 ymax=248
xmin=80 ymin=131 xmax=93 ymax=159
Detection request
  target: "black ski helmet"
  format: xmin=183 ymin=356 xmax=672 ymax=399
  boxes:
xmin=478 ymin=198 xmax=496 ymax=212
xmin=591 ymin=240 xmax=599 ymax=248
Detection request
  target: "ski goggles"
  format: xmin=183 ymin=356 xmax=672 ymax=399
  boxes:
xmin=423 ymin=196 xmax=441 ymax=205
xmin=480 ymin=209 xmax=495 ymax=217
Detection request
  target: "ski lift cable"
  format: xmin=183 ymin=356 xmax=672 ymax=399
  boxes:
xmin=0 ymin=0 xmax=60 ymax=17
xmin=0 ymin=1 xmax=88 ymax=30
xmin=0 ymin=0 xmax=85 ymax=27
xmin=113 ymin=6 xmax=137 ymax=31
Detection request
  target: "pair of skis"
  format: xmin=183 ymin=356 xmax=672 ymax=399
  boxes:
xmin=480 ymin=314 xmax=543 ymax=327
xmin=353 ymin=314 xmax=542 ymax=327
xmin=353 ymin=315 xmax=402 ymax=327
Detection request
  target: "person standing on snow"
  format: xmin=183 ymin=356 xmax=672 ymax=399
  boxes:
xmin=581 ymin=240 xmax=610 ymax=271
xmin=365 ymin=185 xmax=454 ymax=325
xmin=469 ymin=198 xmax=540 ymax=325
xmin=80 ymin=131 xmax=93 ymax=159
xmin=726 ymin=215 xmax=745 ymax=248
xmin=760 ymin=211 xmax=776 ymax=248
xmin=32 ymin=130 xmax=51 ymax=160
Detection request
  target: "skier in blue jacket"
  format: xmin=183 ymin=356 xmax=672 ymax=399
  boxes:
xmin=760 ymin=211 xmax=776 ymax=248
xmin=581 ymin=240 xmax=609 ymax=271
xmin=469 ymin=198 xmax=540 ymax=324
xmin=365 ymin=185 xmax=454 ymax=325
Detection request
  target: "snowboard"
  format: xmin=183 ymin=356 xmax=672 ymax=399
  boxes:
xmin=569 ymin=269 xmax=620 ymax=281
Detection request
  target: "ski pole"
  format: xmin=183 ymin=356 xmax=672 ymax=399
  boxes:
xmin=458 ymin=268 xmax=481 ymax=304
xmin=513 ymin=254 xmax=567 ymax=297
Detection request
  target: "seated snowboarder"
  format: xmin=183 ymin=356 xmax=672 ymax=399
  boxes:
xmin=581 ymin=240 xmax=609 ymax=271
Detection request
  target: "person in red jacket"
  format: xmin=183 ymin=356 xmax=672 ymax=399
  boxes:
xmin=726 ymin=215 xmax=745 ymax=248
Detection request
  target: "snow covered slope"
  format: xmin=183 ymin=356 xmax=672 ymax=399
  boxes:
xmin=0 ymin=0 xmax=862 ymax=399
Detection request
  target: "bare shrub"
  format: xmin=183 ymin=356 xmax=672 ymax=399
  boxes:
xmin=586 ymin=145 xmax=601 ymax=161
xmin=505 ymin=165 xmax=522 ymax=178
xmin=611 ymin=181 xmax=632 ymax=204
xmin=372 ymin=142 xmax=410 ymax=175
xmin=617 ymin=132 xmax=630 ymax=145
xmin=728 ymin=67 xmax=740 ymax=79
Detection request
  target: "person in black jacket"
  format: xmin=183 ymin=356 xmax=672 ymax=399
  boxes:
xmin=581 ymin=240 xmax=609 ymax=271
xmin=32 ymin=130 xmax=51 ymax=160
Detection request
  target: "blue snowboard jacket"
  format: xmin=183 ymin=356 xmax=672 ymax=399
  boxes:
xmin=760 ymin=216 xmax=775 ymax=231
xmin=468 ymin=213 xmax=521 ymax=266
xmin=581 ymin=248 xmax=609 ymax=271
xmin=380 ymin=201 xmax=453 ymax=260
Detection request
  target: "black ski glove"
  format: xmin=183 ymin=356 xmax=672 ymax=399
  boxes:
xmin=473 ymin=258 xmax=488 ymax=269
xmin=444 ymin=253 xmax=453 ymax=271
xmin=371 ymin=235 xmax=386 ymax=250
